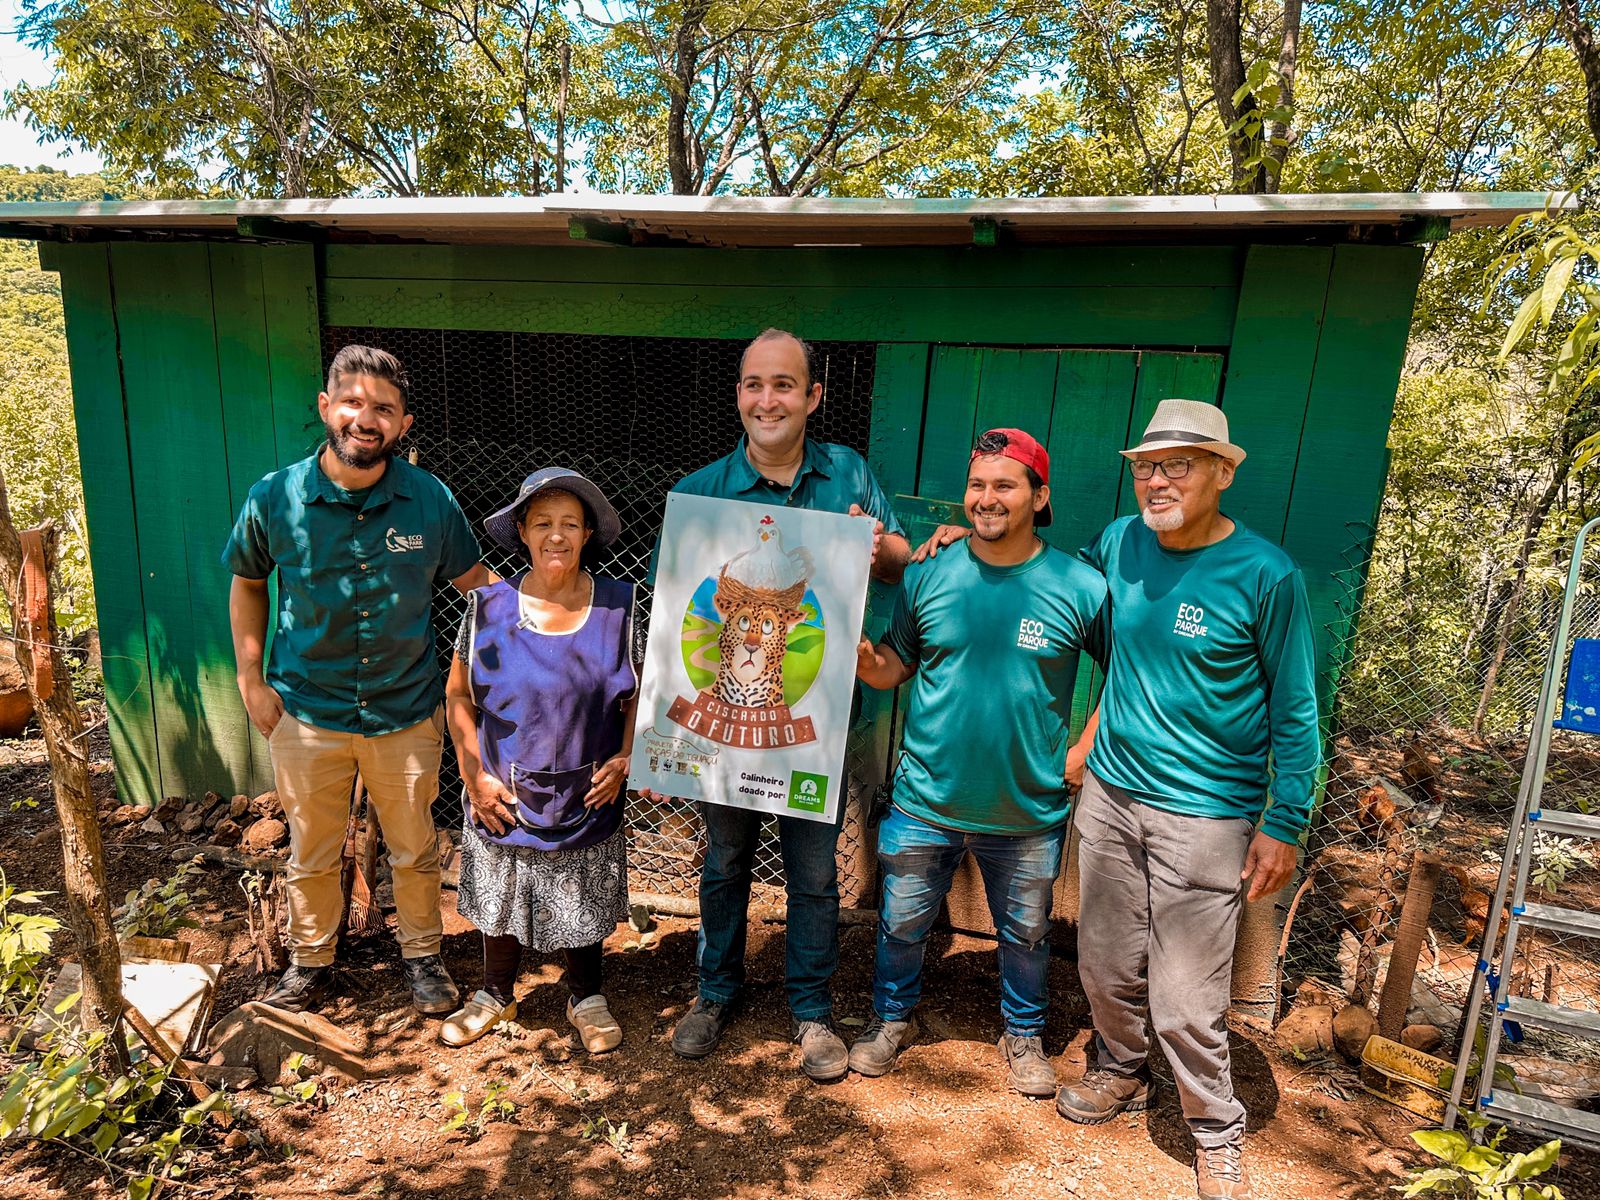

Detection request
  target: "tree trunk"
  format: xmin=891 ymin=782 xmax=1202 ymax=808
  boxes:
xmin=1205 ymin=0 xmax=1261 ymax=192
xmin=1558 ymin=0 xmax=1600 ymax=156
xmin=1262 ymin=0 xmax=1303 ymax=193
xmin=555 ymin=40 xmax=571 ymax=193
xmin=666 ymin=3 xmax=712 ymax=194
xmin=1472 ymin=456 xmax=1572 ymax=733
xmin=0 ymin=472 xmax=122 ymax=1034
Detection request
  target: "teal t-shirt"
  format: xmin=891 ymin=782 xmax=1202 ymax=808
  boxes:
xmin=222 ymin=450 xmax=482 ymax=736
xmin=884 ymin=540 xmax=1107 ymax=835
xmin=1080 ymin=515 xmax=1320 ymax=844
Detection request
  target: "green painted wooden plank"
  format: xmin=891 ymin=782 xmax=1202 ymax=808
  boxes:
xmin=972 ymin=349 xmax=1060 ymax=438
xmin=110 ymin=243 xmax=245 ymax=800
xmin=1218 ymin=245 xmax=1333 ymax=542
xmin=858 ymin=343 xmax=931 ymax=790
xmin=209 ymin=243 xmax=282 ymax=793
xmin=56 ymin=244 xmax=161 ymax=805
xmin=1280 ymin=244 xmax=1424 ymax=715
xmin=1045 ymin=350 xmax=1140 ymax=735
xmin=1114 ymin=352 xmax=1225 ymax=517
xmin=867 ymin=343 xmax=929 ymax=505
xmin=324 ymin=244 xmax=1245 ymax=289
xmin=918 ymin=347 xmax=983 ymax=503
xmin=261 ymin=244 xmax=325 ymax=465
xmin=323 ymin=278 xmax=1238 ymax=348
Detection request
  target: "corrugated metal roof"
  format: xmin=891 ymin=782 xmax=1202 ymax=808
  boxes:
xmin=0 ymin=191 xmax=1563 ymax=247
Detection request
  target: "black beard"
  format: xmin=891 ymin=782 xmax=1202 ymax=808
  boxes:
xmin=970 ymin=509 xmax=1011 ymax=541
xmin=324 ymin=421 xmax=398 ymax=470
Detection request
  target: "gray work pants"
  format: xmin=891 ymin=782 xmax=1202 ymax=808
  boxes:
xmin=1075 ymin=770 xmax=1254 ymax=1149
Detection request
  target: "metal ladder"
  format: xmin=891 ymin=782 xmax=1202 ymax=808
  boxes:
xmin=1446 ymin=515 xmax=1600 ymax=1148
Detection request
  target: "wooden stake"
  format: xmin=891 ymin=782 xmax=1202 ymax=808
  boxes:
xmin=120 ymin=1003 xmax=232 ymax=1128
xmin=0 ymin=476 xmax=122 ymax=1036
xmin=1377 ymin=850 xmax=1443 ymax=1039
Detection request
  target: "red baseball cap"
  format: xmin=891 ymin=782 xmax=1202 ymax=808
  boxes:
xmin=971 ymin=427 xmax=1052 ymax=527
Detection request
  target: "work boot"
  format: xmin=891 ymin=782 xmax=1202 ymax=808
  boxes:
xmin=791 ymin=1017 xmax=849 ymax=1083
xmin=671 ymin=997 xmax=737 ymax=1059
xmin=1195 ymin=1141 xmax=1253 ymax=1200
xmin=1055 ymin=1065 xmax=1153 ymax=1123
xmin=261 ymin=964 xmax=332 ymax=1013
xmin=847 ymin=1014 xmax=917 ymax=1077
xmin=402 ymin=954 xmax=461 ymax=1015
xmin=999 ymin=1033 xmax=1057 ymax=1097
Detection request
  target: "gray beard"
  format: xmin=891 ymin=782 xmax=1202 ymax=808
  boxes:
xmin=1141 ymin=504 xmax=1185 ymax=532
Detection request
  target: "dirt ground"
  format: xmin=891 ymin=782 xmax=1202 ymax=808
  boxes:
xmin=3 ymin=727 xmax=1599 ymax=1200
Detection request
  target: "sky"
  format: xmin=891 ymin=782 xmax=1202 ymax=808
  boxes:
xmin=0 ymin=3 xmax=103 ymax=173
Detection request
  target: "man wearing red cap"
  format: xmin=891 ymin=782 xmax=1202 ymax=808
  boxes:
xmin=853 ymin=428 xmax=1107 ymax=1096
xmin=920 ymin=399 xmax=1319 ymax=1199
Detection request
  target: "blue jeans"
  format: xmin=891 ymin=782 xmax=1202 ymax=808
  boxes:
xmin=697 ymin=801 xmax=844 ymax=1021
xmin=873 ymin=805 xmax=1066 ymax=1037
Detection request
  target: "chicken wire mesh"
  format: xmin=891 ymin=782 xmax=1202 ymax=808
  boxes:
xmin=1288 ymin=514 xmax=1600 ymax=1087
xmin=321 ymin=326 xmax=884 ymax=908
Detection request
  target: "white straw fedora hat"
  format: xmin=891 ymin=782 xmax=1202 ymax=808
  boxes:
xmin=1121 ymin=398 xmax=1246 ymax=466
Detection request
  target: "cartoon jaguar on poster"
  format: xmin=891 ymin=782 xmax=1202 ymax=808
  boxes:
xmin=667 ymin=515 xmax=821 ymax=747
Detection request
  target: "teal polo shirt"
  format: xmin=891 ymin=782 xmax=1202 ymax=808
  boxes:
xmin=1080 ymin=515 xmax=1321 ymax=844
xmin=650 ymin=436 xmax=905 ymax=583
xmin=222 ymin=450 xmax=482 ymax=736
xmin=885 ymin=541 xmax=1107 ymax=835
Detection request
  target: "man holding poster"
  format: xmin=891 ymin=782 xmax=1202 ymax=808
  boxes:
xmin=853 ymin=429 xmax=1106 ymax=1097
xmin=643 ymin=328 xmax=909 ymax=1083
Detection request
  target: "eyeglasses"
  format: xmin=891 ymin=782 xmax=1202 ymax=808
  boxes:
xmin=1128 ymin=455 xmax=1209 ymax=481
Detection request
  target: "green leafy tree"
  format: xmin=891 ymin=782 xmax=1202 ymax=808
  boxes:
xmin=0 ymin=167 xmax=116 ymax=635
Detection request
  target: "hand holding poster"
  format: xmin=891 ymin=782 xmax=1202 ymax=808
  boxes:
xmin=629 ymin=495 xmax=875 ymax=823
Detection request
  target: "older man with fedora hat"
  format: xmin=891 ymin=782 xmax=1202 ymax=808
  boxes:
xmin=917 ymin=398 xmax=1319 ymax=1199
xmin=1056 ymin=398 xmax=1319 ymax=1200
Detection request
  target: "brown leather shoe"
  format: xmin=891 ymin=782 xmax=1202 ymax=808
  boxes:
xmin=1194 ymin=1142 xmax=1253 ymax=1200
xmin=1054 ymin=1066 xmax=1152 ymax=1123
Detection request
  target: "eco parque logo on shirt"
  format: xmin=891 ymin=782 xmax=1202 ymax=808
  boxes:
xmin=1016 ymin=617 xmax=1051 ymax=651
xmin=1173 ymin=602 xmax=1209 ymax=639
xmin=386 ymin=528 xmax=424 ymax=553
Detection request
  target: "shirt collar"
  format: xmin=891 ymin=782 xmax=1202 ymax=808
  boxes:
xmin=728 ymin=435 xmax=832 ymax=494
xmin=302 ymin=446 xmax=411 ymax=505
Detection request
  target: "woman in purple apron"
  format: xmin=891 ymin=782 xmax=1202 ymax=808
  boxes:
xmin=441 ymin=467 xmax=640 ymax=1050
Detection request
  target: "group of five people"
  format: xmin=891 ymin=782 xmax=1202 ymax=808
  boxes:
xmin=224 ymin=330 xmax=1318 ymax=1200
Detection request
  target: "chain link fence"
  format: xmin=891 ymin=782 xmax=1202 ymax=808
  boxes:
xmin=321 ymin=327 xmax=886 ymax=909
xmin=1287 ymin=510 xmax=1600 ymax=1092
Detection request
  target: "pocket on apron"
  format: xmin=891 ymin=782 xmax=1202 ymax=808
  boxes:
xmin=509 ymin=762 xmax=597 ymax=838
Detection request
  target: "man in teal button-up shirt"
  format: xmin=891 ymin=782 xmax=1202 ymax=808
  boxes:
xmin=654 ymin=329 xmax=910 ymax=1084
xmin=223 ymin=345 xmax=491 ymax=1018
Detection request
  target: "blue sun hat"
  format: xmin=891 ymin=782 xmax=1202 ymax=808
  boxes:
xmin=483 ymin=467 xmax=622 ymax=559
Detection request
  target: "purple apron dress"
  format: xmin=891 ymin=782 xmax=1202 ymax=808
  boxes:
xmin=455 ymin=573 xmax=637 ymax=950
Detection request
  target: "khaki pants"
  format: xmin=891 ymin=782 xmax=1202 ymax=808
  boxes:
xmin=268 ymin=707 xmax=446 ymax=967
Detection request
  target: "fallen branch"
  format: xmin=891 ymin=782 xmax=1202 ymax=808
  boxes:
xmin=170 ymin=844 xmax=285 ymax=874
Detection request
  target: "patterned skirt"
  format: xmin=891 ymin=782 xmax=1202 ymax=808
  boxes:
xmin=455 ymin=804 xmax=630 ymax=953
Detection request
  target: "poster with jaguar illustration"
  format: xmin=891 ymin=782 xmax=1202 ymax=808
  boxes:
xmin=628 ymin=494 xmax=875 ymax=823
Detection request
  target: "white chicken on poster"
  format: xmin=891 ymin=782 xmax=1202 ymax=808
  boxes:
xmin=629 ymin=494 xmax=875 ymax=823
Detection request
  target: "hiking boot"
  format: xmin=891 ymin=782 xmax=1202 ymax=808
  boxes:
xmin=1055 ymin=1065 xmax=1152 ymax=1124
xmin=1195 ymin=1142 xmax=1253 ymax=1200
xmin=847 ymin=1014 xmax=917 ymax=1077
xmin=999 ymin=1033 xmax=1057 ymax=1097
xmin=672 ymin=997 xmax=737 ymax=1059
xmin=402 ymin=954 xmax=460 ymax=1015
xmin=791 ymin=1017 xmax=849 ymax=1083
xmin=261 ymin=964 xmax=332 ymax=1013
xmin=568 ymin=994 xmax=623 ymax=1054
xmin=441 ymin=989 xmax=516 ymax=1048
